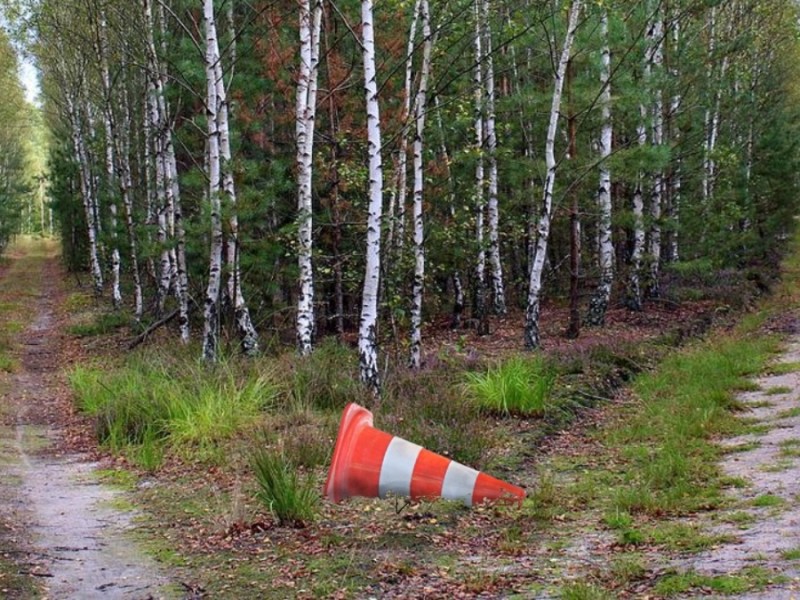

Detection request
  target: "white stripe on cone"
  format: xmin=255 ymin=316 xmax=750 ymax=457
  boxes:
xmin=379 ymin=436 xmax=423 ymax=498
xmin=441 ymin=461 xmax=480 ymax=506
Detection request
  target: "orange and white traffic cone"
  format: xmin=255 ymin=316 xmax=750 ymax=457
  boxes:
xmin=323 ymin=403 xmax=525 ymax=507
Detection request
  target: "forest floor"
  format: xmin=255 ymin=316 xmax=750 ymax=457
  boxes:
xmin=2 ymin=237 xmax=800 ymax=599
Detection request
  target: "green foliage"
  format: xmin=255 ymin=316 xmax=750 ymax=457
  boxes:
xmin=251 ymin=447 xmax=319 ymax=527
xmin=464 ymin=356 xmax=556 ymax=416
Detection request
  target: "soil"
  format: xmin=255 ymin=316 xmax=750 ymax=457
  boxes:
xmin=0 ymin=248 xmax=174 ymax=599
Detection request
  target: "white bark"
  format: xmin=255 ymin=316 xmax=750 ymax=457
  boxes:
xmin=118 ymin=81 xmax=143 ymax=320
xmin=586 ymin=9 xmax=613 ymax=327
xmin=202 ymin=0 xmax=224 ymax=362
xmin=215 ymin=9 xmax=259 ymax=356
xmin=629 ymin=105 xmax=647 ymax=312
xmin=668 ymin=17 xmax=681 ymax=263
xmin=647 ymin=14 xmax=663 ymax=297
xmin=409 ymin=0 xmax=432 ymax=370
xmin=296 ymin=0 xmax=323 ymax=356
xmin=358 ymin=0 xmax=385 ymax=393
xmin=68 ymin=95 xmax=104 ymax=297
xmin=481 ymin=0 xmax=505 ymax=315
xmin=392 ymin=0 xmax=422 ymax=252
xmin=473 ymin=0 xmax=487 ymax=328
xmin=96 ymin=12 xmax=122 ymax=310
xmin=144 ymin=0 xmax=189 ymax=341
xmin=524 ymin=0 xmax=582 ymax=349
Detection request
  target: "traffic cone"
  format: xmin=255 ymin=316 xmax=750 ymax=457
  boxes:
xmin=324 ymin=403 xmax=525 ymax=507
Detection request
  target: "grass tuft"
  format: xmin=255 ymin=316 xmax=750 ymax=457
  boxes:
xmin=251 ymin=447 xmax=319 ymax=527
xmin=464 ymin=355 xmax=556 ymax=416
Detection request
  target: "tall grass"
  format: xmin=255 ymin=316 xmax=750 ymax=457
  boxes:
xmin=251 ymin=446 xmax=319 ymax=527
xmin=464 ymin=355 xmax=556 ymax=416
xmin=70 ymin=352 xmax=277 ymax=467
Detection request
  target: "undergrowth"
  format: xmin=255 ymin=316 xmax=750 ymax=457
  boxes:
xmin=70 ymin=352 xmax=277 ymax=468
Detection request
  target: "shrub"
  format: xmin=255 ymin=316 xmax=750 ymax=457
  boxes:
xmin=464 ymin=355 xmax=556 ymax=416
xmin=251 ymin=447 xmax=319 ymax=527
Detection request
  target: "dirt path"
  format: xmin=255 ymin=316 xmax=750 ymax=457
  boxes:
xmin=0 ymin=242 xmax=174 ymax=599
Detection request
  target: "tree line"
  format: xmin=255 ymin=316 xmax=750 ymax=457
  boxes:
xmin=16 ymin=0 xmax=800 ymax=392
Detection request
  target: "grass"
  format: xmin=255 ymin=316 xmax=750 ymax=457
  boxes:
xmin=559 ymin=582 xmax=614 ymax=600
xmin=781 ymin=547 xmax=800 ymax=560
xmin=654 ymin=566 xmax=786 ymax=596
xmin=600 ymin=331 xmax=777 ymax=517
xmin=464 ymin=355 xmax=557 ymax=416
xmin=765 ymin=385 xmax=792 ymax=395
xmin=251 ymin=447 xmax=319 ymax=526
xmin=70 ymin=351 xmax=278 ymax=468
xmin=68 ymin=310 xmax=130 ymax=337
xmin=751 ymin=494 xmax=786 ymax=508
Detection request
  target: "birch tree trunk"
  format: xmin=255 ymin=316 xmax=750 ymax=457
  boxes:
xmin=472 ymin=0 xmax=488 ymax=334
xmin=118 ymin=79 xmax=143 ymax=320
xmin=67 ymin=94 xmax=104 ymax=297
xmin=647 ymin=14 xmax=664 ymax=298
xmin=215 ymin=11 xmax=259 ymax=356
xmin=96 ymin=12 xmax=122 ymax=309
xmin=358 ymin=0 xmax=385 ymax=393
xmin=586 ymin=9 xmax=613 ymax=326
xmin=202 ymin=0 xmax=224 ymax=362
xmin=524 ymin=0 xmax=582 ymax=349
xmin=144 ymin=0 xmax=189 ymax=341
xmin=408 ymin=0 xmax=432 ymax=370
xmin=628 ymin=104 xmax=647 ymax=312
xmin=296 ymin=0 xmax=323 ymax=356
xmin=390 ymin=0 xmax=421 ymax=252
xmin=481 ymin=0 xmax=505 ymax=315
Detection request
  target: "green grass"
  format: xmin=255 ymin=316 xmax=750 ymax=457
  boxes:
xmin=654 ymin=566 xmax=786 ymax=596
xmin=559 ymin=582 xmax=614 ymax=600
xmin=251 ymin=447 xmax=319 ymax=526
xmin=646 ymin=521 xmax=733 ymax=553
xmin=464 ymin=355 xmax=556 ymax=416
xmin=70 ymin=352 xmax=278 ymax=467
xmin=767 ymin=361 xmax=800 ymax=375
xmin=780 ymin=546 xmax=800 ymax=560
xmin=751 ymin=494 xmax=786 ymax=508
xmin=602 ymin=332 xmax=777 ymax=516
xmin=68 ymin=311 xmax=131 ymax=337
xmin=765 ymin=386 xmax=792 ymax=395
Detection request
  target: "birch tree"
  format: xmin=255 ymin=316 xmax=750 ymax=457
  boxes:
xmin=524 ymin=0 xmax=582 ymax=349
xmin=202 ymin=0 xmax=224 ymax=361
xmin=646 ymin=11 xmax=664 ymax=298
xmin=408 ymin=0 xmax=432 ymax=370
xmin=296 ymin=0 xmax=323 ymax=356
xmin=481 ymin=0 xmax=505 ymax=315
xmin=214 ymin=6 xmax=259 ymax=356
xmin=358 ymin=0 xmax=385 ymax=393
xmin=472 ymin=0 xmax=488 ymax=334
xmin=586 ymin=8 xmax=613 ymax=326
